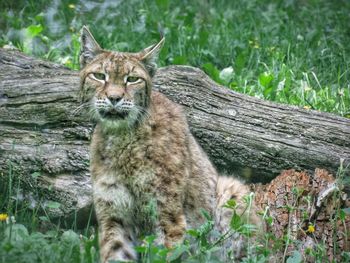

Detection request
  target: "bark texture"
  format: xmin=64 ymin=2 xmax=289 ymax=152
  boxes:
xmin=155 ymin=69 xmax=350 ymax=182
xmin=252 ymin=168 xmax=350 ymax=261
xmin=0 ymin=48 xmax=349 ymax=248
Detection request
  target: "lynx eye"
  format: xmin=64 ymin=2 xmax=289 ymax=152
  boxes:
xmin=126 ymin=76 xmax=140 ymax=83
xmin=91 ymin=73 xmax=106 ymax=81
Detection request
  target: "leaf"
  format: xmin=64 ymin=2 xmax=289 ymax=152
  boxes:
xmin=200 ymin=209 xmax=212 ymax=221
xmin=34 ymin=13 xmax=44 ymax=23
xmin=198 ymin=30 xmax=209 ymax=47
xmin=45 ymin=201 xmax=61 ymax=209
xmin=45 ymin=230 xmax=58 ymax=238
xmin=156 ymin=0 xmax=169 ymax=9
xmin=265 ymin=216 xmax=273 ymax=226
xmin=341 ymin=208 xmax=350 ymax=221
xmin=230 ymin=212 xmax=242 ymax=231
xmin=259 ymin=72 xmax=274 ymax=88
xmin=223 ymin=199 xmax=236 ymax=209
xmin=39 ymin=216 xmax=49 ymax=222
xmin=61 ymin=230 xmax=80 ymax=247
xmin=62 ymin=230 xmax=79 ymax=240
xmin=235 ymin=51 xmax=246 ymax=73
xmin=187 ymin=229 xmax=199 ymax=238
xmin=135 ymin=246 xmax=147 ymax=253
xmin=31 ymin=172 xmax=41 ymax=179
xmin=144 ymin=235 xmax=156 ymax=244
xmin=26 ymin=24 xmax=43 ymax=38
xmin=173 ymin=56 xmax=188 ymax=65
xmin=202 ymin=63 xmax=222 ymax=84
xmin=167 ymin=244 xmax=188 ymax=261
xmin=287 ymin=250 xmax=302 ymax=263
xmin=5 ymin=224 xmax=29 ymax=241
xmin=339 ymin=209 xmax=346 ymax=221
xmin=240 ymin=224 xmax=257 ymax=236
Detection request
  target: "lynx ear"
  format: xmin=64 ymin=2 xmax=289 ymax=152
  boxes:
xmin=80 ymin=26 xmax=102 ymax=68
xmin=139 ymin=37 xmax=165 ymax=76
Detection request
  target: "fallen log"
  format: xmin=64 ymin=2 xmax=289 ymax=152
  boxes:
xmin=0 ymin=48 xmax=349 ymax=226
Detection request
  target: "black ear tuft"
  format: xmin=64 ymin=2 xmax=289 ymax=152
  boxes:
xmin=80 ymin=26 xmax=102 ymax=68
xmin=139 ymin=37 xmax=165 ymax=77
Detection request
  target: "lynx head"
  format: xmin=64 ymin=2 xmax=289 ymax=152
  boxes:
xmin=79 ymin=26 xmax=164 ymax=129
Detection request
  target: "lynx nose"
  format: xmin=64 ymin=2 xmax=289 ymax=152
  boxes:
xmin=108 ymin=96 xmax=123 ymax=106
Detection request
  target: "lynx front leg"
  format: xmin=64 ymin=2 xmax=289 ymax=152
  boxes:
xmin=99 ymin=217 xmax=136 ymax=263
xmin=94 ymin=182 xmax=136 ymax=262
xmin=154 ymin=158 xmax=189 ymax=248
xmin=156 ymin=188 xmax=187 ymax=248
xmin=158 ymin=207 xmax=187 ymax=248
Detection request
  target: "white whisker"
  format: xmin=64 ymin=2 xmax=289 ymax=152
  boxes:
xmin=72 ymin=102 xmax=91 ymax=116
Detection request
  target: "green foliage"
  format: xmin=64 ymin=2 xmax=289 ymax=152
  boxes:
xmin=0 ymin=161 xmax=99 ymax=263
xmin=1 ymin=177 xmax=349 ymax=262
xmin=0 ymin=0 xmax=350 ymax=262
xmin=0 ymin=223 xmax=99 ymax=263
xmin=136 ymin=201 xmax=263 ymax=263
xmin=0 ymin=0 xmax=349 ymax=116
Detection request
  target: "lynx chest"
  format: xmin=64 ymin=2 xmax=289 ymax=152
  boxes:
xmin=92 ymin=131 xmax=160 ymax=234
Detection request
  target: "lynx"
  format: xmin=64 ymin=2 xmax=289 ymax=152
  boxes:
xmin=79 ymin=26 xmax=259 ymax=262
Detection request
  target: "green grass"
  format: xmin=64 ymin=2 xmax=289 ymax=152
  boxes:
xmin=0 ymin=224 xmax=99 ymax=263
xmin=1 ymin=165 xmax=350 ymax=262
xmin=1 ymin=187 xmax=350 ymax=263
xmin=0 ymin=162 xmax=99 ymax=263
xmin=0 ymin=0 xmax=349 ymax=116
xmin=1 ymin=0 xmax=350 ymax=262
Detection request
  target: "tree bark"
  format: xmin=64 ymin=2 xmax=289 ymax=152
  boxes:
xmin=252 ymin=168 xmax=350 ymax=261
xmin=0 ymin=49 xmax=349 ymax=232
xmin=154 ymin=68 xmax=350 ymax=182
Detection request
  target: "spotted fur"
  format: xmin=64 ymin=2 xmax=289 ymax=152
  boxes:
xmin=79 ymin=26 xmax=260 ymax=262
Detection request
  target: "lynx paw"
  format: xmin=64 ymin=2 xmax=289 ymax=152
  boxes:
xmin=101 ymin=242 xmax=137 ymax=263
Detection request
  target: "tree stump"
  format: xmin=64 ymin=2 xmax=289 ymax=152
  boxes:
xmin=252 ymin=168 xmax=349 ymax=261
